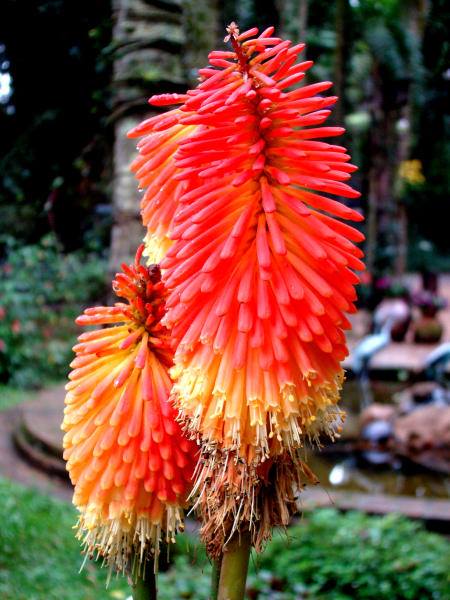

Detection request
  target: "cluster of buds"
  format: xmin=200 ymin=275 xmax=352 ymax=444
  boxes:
xmin=63 ymin=22 xmax=364 ymax=578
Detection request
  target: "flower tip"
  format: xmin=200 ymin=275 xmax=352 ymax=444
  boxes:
xmin=127 ymin=124 xmax=142 ymax=139
xmin=134 ymin=243 xmax=145 ymax=266
xmin=149 ymin=93 xmax=187 ymax=107
xmin=344 ymin=187 xmax=361 ymax=199
xmin=224 ymin=21 xmax=240 ymax=43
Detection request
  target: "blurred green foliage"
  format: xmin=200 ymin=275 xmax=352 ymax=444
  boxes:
xmin=0 ymin=234 xmax=108 ymax=388
xmin=0 ymin=477 xmax=128 ymax=600
xmin=250 ymin=509 xmax=450 ymax=599
xmin=0 ymin=0 xmax=113 ymax=250
xmin=174 ymin=510 xmax=450 ymax=600
xmin=0 ymin=384 xmax=32 ymax=411
xmin=1 ymin=476 xmax=449 ymax=600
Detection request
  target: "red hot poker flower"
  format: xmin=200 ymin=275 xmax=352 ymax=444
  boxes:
xmin=128 ymin=24 xmax=365 ymax=554
xmin=129 ymin=25 xmax=364 ymax=463
xmin=62 ymin=246 xmax=197 ymax=575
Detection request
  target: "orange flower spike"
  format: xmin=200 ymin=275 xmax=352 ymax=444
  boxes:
xmin=62 ymin=246 xmax=197 ymax=575
xmin=126 ymin=22 xmax=366 ymax=557
xmin=134 ymin=25 xmax=365 ymax=462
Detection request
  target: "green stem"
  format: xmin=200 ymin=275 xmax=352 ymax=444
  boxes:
xmin=130 ymin=558 xmax=157 ymax=600
xmin=210 ymin=554 xmax=223 ymax=600
xmin=217 ymin=531 xmax=251 ymax=600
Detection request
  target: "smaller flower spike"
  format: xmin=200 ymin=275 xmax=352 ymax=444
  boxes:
xmin=62 ymin=246 xmax=197 ymax=577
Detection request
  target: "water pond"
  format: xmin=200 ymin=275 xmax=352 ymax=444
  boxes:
xmin=310 ymin=380 xmax=450 ymax=499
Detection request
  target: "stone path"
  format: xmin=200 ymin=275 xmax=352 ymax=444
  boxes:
xmin=301 ymin=487 xmax=450 ymax=525
xmin=0 ymin=385 xmax=71 ymax=501
xmin=21 ymin=385 xmax=64 ymax=455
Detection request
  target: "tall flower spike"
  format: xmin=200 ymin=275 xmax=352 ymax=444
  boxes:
xmin=62 ymin=246 xmax=197 ymax=576
xmin=129 ymin=25 xmax=365 ymax=552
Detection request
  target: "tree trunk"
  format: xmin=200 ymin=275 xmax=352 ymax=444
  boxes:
xmin=183 ymin=0 xmax=219 ymax=86
xmin=365 ymin=64 xmax=396 ymax=278
xmin=333 ymin=0 xmax=346 ymax=126
xmin=109 ymin=0 xmax=186 ymax=273
xmin=277 ymin=0 xmax=308 ymax=43
xmin=298 ymin=0 xmax=308 ymax=42
xmin=394 ymin=0 xmax=428 ymax=276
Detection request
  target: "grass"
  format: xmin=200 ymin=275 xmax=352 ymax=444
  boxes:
xmin=0 ymin=385 xmax=130 ymax=598
xmin=0 ymin=381 xmax=64 ymax=412
xmin=1 ymin=475 xmax=449 ymax=600
xmin=0 ymin=477 xmax=130 ymax=600
xmin=0 ymin=384 xmax=31 ymax=411
xmin=0 ymin=475 xmax=210 ymax=600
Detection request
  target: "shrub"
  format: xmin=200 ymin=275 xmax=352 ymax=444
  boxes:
xmin=170 ymin=510 xmax=450 ymax=599
xmin=0 ymin=477 xmax=126 ymax=600
xmin=249 ymin=509 xmax=450 ymax=599
xmin=0 ymin=234 xmax=108 ymax=388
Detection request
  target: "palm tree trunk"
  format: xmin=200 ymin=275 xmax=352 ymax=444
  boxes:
xmin=183 ymin=0 xmax=219 ymax=85
xmin=334 ymin=0 xmax=346 ymax=126
xmin=277 ymin=0 xmax=308 ymax=42
xmin=394 ymin=0 xmax=428 ymax=276
xmin=109 ymin=0 xmax=186 ymax=273
xmin=299 ymin=0 xmax=308 ymax=42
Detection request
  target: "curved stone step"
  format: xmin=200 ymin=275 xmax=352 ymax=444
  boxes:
xmin=12 ymin=385 xmax=68 ymax=479
xmin=13 ymin=424 xmax=68 ymax=479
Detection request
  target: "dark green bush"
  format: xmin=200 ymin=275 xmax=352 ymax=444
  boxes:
xmin=0 ymin=234 xmax=108 ymax=387
xmin=0 ymin=477 xmax=126 ymax=600
xmin=169 ymin=510 xmax=450 ymax=599
xmin=248 ymin=509 xmax=450 ymax=599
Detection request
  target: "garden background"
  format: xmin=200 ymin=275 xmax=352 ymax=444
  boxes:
xmin=0 ymin=1 xmax=449 ymax=599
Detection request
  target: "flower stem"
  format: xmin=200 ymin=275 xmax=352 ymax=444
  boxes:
xmin=217 ymin=531 xmax=251 ymax=600
xmin=130 ymin=559 xmax=157 ymax=600
xmin=210 ymin=554 xmax=223 ymax=600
